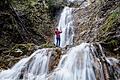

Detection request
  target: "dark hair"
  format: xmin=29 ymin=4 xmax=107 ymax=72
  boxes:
xmin=56 ymin=28 xmax=58 ymax=30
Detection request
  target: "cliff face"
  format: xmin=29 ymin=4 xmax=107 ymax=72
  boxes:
xmin=74 ymin=0 xmax=120 ymax=58
xmin=0 ymin=0 xmax=65 ymax=49
xmin=0 ymin=0 xmax=63 ymax=69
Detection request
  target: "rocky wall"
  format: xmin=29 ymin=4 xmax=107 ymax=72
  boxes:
xmin=73 ymin=0 xmax=120 ymax=58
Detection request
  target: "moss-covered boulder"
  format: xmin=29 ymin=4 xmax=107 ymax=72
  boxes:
xmin=9 ymin=43 xmax=36 ymax=57
xmin=99 ymin=11 xmax=120 ymax=55
xmin=49 ymin=48 xmax=62 ymax=71
xmin=39 ymin=42 xmax=56 ymax=48
xmin=0 ymin=43 xmax=38 ymax=70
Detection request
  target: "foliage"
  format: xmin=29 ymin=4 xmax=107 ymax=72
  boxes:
xmin=99 ymin=10 xmax=120 ymax=53
xmin=0 ymin=0 xmax=59 ymax=56
xmin=40 ymin=42 xmax=56 ymax=48
xmin=101 ymin=12 xmax=120 ymax=33
xmin=47 ymin=0 xmax=64 ymax=19
xmin=10 ymin=43 xmax=35 ymax=56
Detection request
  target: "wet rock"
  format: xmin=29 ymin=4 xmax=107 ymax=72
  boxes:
xmin=39 ymin=42 xmax=56 ymax=48
xmin=9 ymin=43 xmax=36 ymax=57
xmin=49 ymin=48 xmax=62 ymax=72
xmin=0 ymin=43 xmax=37 ymax=69
xmin=73 ymin=0 xmax=120 ymax=57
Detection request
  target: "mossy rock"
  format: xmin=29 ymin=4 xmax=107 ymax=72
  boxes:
xmin=107 ymin=39 xmax=119 ymax=50
xmin=99 ymin=11 xmax=120 ymax=54
xmin=101 ymin=12 xmax=120 ymax=34
xmin=99 ymin=11 xmax=120 ymax=41
xmin=9 ymin=43 xmax=35 ymax=57
xmin=49 ymin=48 xmax=62 ymax=71
xmin=40 ymin=43 xmax=56 ymax=48
xmin=108 ymin=40 xmax=118 ymax=47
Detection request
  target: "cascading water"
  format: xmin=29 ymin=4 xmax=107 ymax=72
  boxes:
xmin=0 ymin=43 xmax=119 ymax=80
xmin=56 ymin=6 xmax=74 ymax=48
xmin=51 ymin=43 xmax=97 ymax=80
xmin=0 ymin=49 xmax=53 ymax=80
xmin=55 ymin=0 xmax=92 ymax=48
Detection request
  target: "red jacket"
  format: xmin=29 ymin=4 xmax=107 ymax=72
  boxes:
xmin=55 ymin=31 xmax=62 ymax=38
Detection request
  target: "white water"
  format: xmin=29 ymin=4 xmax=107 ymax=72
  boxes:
xmin=55 ymin=0 xmax=92 ymax=48
xmin=51 ymin=43 xmax=97 ymax=80
xmin=0 ymin=0 xmax=119 ymax=80
xmin=0 ymin=43 xmax=118 ymax=80
xmin=55 ymin=7 xmax=74 ymax=48
xmin=0 ymin=49 xmax=52 ymax=80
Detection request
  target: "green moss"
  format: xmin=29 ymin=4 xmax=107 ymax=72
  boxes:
xmin=101 ymin=12 xmax=120 ymax=33
xmin=10 ymin=43 xmax=35 ymax=54
xmin=108 ymin=40 xmax=118 ymax=47
xmin=40 ymin=42 xmax=56 ymax=48
xmin=98 ymin=11 xmax=120 ymax=53
xmin=99 ymin=11 xmax=120 ymax=41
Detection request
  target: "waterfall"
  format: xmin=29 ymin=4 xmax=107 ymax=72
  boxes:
xmin=55 ymin=0 xmax=91 ymax=48
xmin=0 ymin=49 xmax=53 ymax=80
xmin=51 ymin=43 xmax=97 ymax=80
xmin=0 ymin=43 xmax=119 ymax=80
xmin=55 ymin=6 xmax=74 ymax=48
xmin=55 ymin=7 xmax=74 ymax=48
xmin=0 ymin=0 xmax=119 ymax=80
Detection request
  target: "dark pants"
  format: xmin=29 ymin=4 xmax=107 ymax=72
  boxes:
xmin=56 ymin=37 xmax=60 ymax=47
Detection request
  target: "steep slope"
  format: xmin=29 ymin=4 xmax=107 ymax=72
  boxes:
xmin=0 ymin=0 xmax=63 ymax=69
xmin=74 ymin=0 xmax=120 ymax=58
